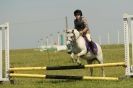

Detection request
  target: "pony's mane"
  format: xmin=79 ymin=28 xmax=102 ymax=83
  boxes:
xmin=73 ymin=29 xmax=80 ymax=38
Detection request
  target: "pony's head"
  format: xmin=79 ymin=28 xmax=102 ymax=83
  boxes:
xmin=66 ymin=29 xmax=80 ymax=53
xmin=66 ymin=29 xmax=80 ymax=41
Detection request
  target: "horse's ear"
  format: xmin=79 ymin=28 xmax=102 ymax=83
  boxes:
xmin=72 ymin=30 xmax=74 ymax=33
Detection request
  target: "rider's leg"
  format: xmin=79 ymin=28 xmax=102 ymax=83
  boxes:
xmin=86 ymin=33 xmax=97 ymax=55
xmin=86 ymin=33 xmax=91 ymax=41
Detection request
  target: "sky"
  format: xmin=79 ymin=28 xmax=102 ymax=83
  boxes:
xmin=0 ymin=0 xmax=133 ymax=49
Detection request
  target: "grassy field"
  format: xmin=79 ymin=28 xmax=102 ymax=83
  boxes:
xmin=1 ymin=45 xmax=133 ymax=88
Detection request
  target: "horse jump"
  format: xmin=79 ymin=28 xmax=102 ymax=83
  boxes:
xmin=9 ymin=74 xmax=119 ymax=80
xmin=9 ymin=62 xmax=125 ymax=71
xmin=9 ymin=62 xmax=125 ymax=81
xmin=0 ymin=13 xmax=133 ymax=82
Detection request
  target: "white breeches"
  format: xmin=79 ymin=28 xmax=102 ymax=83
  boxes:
xmin=86 ymin=33 xmax=91 ymax=41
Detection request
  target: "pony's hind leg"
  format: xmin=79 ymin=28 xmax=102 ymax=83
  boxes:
xmin=101 ymin=67 xmax=105 ymax=77
xmin=87 ymin=59 xmax=93 ymax=76
xmin=97 ymin=58 xmax=105 ymax=77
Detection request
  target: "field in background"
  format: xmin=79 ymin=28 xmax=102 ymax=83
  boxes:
xmin=1 ymin=45 xmax=133 ymax=88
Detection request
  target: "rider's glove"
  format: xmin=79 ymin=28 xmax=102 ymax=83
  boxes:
xmin=79 ymin=31 xmax=83 ymax=35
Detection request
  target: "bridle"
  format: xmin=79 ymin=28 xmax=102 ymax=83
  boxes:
xmin=66 ymin=29 xmax=80 ymax=43
xmin=67 ymin=29 xmax=81 ymax=45
xmin=66 ymin=29 xmax=81 ymax=54
xmin=71 ymin=29 xmax=80 ymax=41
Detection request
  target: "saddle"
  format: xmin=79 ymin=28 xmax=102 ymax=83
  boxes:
xmin=83 ymin=36 xmax=97 ymax=55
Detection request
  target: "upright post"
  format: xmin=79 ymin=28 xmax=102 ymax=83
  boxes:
xmin=131 ymin=17 xmax=133 ymax=65
xmin=123 ymin=13 xmax=130 ymax=76
xmin=0 ymin=24 xmax=3 ymax=81
xmin=5 ymin=23 xmax=10 ymax=79
xmin=123 ymin=13 xmax=133 ymax=76
xmin=0 ymin=22 xmax=10 ymax=82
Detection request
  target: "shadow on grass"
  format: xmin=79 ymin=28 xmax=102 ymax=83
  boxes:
xmin=37 ymin=79 xmax=81 ymax=84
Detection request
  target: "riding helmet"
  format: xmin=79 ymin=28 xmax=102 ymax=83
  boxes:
xmin=74 ymin=9 xmax=82 ymax=16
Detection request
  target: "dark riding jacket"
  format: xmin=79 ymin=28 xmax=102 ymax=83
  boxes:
xmin=74 ymin=17 xmax=89 ymax=32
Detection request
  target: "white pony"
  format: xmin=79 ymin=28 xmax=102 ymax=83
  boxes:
xmin=66 ymin=29 xmax=105 ymax=76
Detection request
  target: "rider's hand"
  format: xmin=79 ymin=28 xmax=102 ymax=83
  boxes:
xmin=80 ymin=31 xmax=83 ymax=35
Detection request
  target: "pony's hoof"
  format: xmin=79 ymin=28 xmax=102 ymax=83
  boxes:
xmin=72 ymin=59 xmax=76 ymax=63
xmin=103 ymin=74 xmax=106 ymax=77
xmin=67 ymin=51 xmax=71 ymax=54
xmin=77 ymin=62 xmax=82 ymax=65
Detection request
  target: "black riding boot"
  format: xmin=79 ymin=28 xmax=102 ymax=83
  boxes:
xmin=89 ymin=41 xmax=97 ymax=55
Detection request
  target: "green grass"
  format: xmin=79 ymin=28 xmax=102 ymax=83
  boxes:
xmin=1 ymin=45 xmax=133 ymax=88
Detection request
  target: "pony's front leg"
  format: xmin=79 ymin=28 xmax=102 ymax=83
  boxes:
xmin=70 ymin=53 xmax=81 ymax=64
xmin=77 ymin=49 xmax=87 ymax=57
xmin=76 ymin=49 xmax=87 ymax=64
xmin=70 ymin=53 xmax=76 ymax=63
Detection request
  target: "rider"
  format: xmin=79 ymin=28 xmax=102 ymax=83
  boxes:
xmin=74 ymin=9 xmax=96 ymax=55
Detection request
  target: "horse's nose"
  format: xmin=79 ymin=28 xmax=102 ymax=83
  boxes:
xmin=66 ymin=44 xmax=72 ymax=54
xmin=66 ymin=41 xmax=70 ymax=44
xmin=67 ymin=50 xmax=72 ymax=54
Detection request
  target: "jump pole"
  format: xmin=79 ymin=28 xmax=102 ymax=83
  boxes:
xmin=9 ymin=73 xmax=119 ymax=81
xmin=9 ymin=62 xmax=125 ymax=71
